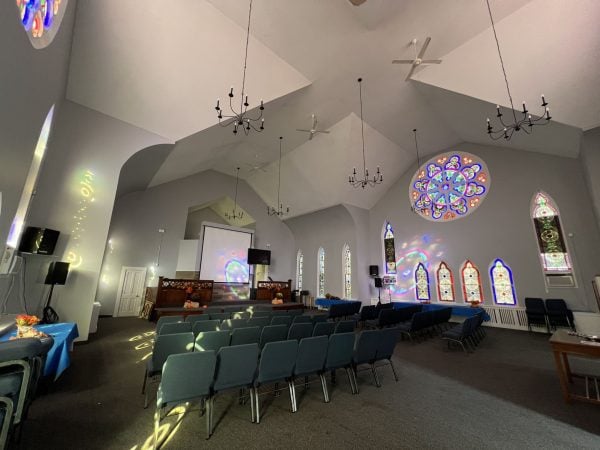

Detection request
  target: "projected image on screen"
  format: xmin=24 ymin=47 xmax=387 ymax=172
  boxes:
xmin=200 ymin=225 xmax=253 ymax=283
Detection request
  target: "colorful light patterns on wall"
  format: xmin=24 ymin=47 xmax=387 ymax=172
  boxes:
xmin=387 ymin=233 xmax=445 ymax=299
xmin=343 ymin=244 xmax=351 ymax=299
xmin=490 ymin=258 xmax=517 ymax=305
xmin=461 ymin=260 xmax=483 ymax=303
xmin=410 ymin=152 xmax=490 ymax=222
xmin=16 ymin=0 xmax=63 ymax=40
xmin=317 ymin=247 xmax=325 ymax=297
xmin=65 ymin=169 xmax=95 ymax=269
xmin=532 ymin=192 xmax=572 ymax=273
xmin=436 ymin=261 xmax=455 ymax=302
xmin=415 ymin=262 xmax=430 ymax=301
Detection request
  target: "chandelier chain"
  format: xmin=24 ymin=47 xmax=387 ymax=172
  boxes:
xmin=240 ymin=0 xmax=252 ymax=115
xmin=485 ymin=0 xmax=518 ymax=125
xmin=359 ymin=79 xmax=367 ymax=177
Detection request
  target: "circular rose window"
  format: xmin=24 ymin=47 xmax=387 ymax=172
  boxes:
xmin=409 ymin=151 xmax=491 ymax=222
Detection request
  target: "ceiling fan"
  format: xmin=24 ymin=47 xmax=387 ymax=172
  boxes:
xmin=392 ymin=37 xmax=442 ymax=81
xmin=296 ymin=114 xmax=330 ymax=140
xmin=245 ymin=155 xmax=268 ymax=173
xmin=348 ymin=0 xmax=367 ymax=5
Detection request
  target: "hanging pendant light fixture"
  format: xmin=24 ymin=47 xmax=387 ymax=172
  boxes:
xmin=267 ymin=137 xmax=290 ymax=217
xmin=348 ymin=78 xmax=383 ymax=189
xmin=225 ymin=167 xmax=244 ymax=221
xmin=214 ymin=0 xmax=265 ymax=135
xmin=410 ymin=128 xmax=427 ymax=214
xmin=484 ymin=0 xmax=551 ymax=141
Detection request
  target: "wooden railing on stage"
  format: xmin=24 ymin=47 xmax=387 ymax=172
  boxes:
xmin=155 ymin=277 xmax=214 ymax=308
xmin=256 ymin=281 xmax=291 ymax=301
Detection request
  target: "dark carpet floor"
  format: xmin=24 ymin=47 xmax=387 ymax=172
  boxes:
xmin=15 ymin=318 xmax=600 ymax=449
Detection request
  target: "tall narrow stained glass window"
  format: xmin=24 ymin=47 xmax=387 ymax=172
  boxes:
xmin=318 ymin=247 xmax=325 ymax=297
xmin=415 ymin=262 xmax=430 ymax=301
xmin=461 ymin=260 xmax=483 ymax=303
xmin=296 ymin=250 xmax=303 ymax=291
xmin=383 ymin=222 xmax=396 ymax=274
xmin=343 ymin=244 xmax=352 ymax=299
xmin=436 ymin=261 xmax=455 ymax=302
xmin=490 ymin=258 xmax=517 ymax=305
xmin=531 ymin=192 xmax=572 ymax=273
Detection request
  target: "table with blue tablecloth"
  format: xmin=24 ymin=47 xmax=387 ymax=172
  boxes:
xmin=0 ymin=322 xmax=79 ymax=380
xmin=392 ymin=302 xmax=490 ymax=321
xmin=314 ymin=298 xmax=360 ymax=308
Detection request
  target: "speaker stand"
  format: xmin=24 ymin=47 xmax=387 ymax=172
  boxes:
xmin=42 ymin=283 xmax=59 ymax=324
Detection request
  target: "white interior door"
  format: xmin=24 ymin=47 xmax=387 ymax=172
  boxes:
xmin=114 ymin=266 xmax=147 ymax=317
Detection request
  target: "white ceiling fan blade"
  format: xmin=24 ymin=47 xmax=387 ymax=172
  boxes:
xmin=316 ymin=130 xmax=330 ymax=134
xmin=417 ymin=37 xmax=431 ymax=61
xmin=296 ymin=129 xmax=312 ymax=132
xmin=392 ymin=60 xmax=414 ymax=64
xmin=421 ymin=59 xmax=442 ymax=64
xmin=405 ymin=64 xmax=417 ymax=81
xmin=308 ymin=133 xmax=313 ymax=140
xmin=311 ymin=114 xmax=318 ymax=129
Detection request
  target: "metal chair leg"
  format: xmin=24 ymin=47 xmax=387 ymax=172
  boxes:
xmin=206 ymin=396 xmax=213 ymax=439
xmin=371 ymin=363 xmax=381 ymax=388
xmin=388 ymin=359 xmax=399 ymax=382
xmin=142 ymin=368 xmax=148 ymax=394
xmin=288 ymin=380 xmax=297 ymax=412
xmin=320 ymin=373 xmax=330 ymax=403
xmin=255 ymin=386 xmax=261 ymax=424
xmin=249 ymin=388 xmax=256 ymax=423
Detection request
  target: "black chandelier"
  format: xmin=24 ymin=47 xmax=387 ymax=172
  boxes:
xmin=267 ymin=137 xmax=290 ymax=217
xmin=214 ymin=0 xmax=264 ymax=135
xmin=225 ymin=167 xmax=244 ymax=221
xmin=410 ymin=128 xmax=427 ymax=214
xmin=348 ymin=78 xmax=382 ymax=189
xmin=485 ymin=0 xmax=550 ymax=141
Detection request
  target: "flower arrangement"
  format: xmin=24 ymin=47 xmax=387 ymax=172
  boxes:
xmin=16 ymin=314 xmax=40 ymax=327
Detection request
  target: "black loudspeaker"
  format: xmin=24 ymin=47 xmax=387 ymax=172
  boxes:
xmin=374 ymin=277 xmax=383 ymax=288
xmin=45 ymin=262 xmax=70 ymax=285
xmin=369 ymin=265 xmax=379 ymax=276
xmin=18 ymin=227 xmax=60 ymax=255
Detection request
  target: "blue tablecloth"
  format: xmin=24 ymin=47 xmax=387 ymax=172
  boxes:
xmin=0 ymin=322 xmax=79 ymax=380
xmin=392 ymin=302 xmax=490 ymax=321
xmin=315 ymin=298 xmax=360 ymax=308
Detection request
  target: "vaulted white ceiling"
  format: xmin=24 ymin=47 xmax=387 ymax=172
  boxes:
xmin=66 ymin=0 xmax=600 ymax=218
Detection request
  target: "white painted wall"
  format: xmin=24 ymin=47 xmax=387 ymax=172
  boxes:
xmin=284 ymin=205 xmax=359 ymax=301
xmin=25 ymin=101 xmax=168 ymax=339
xmin=368 ymin=142 xmax=600 ymax=312
xmin=97 ymin=170 xmax=294 ymax=315
xmin=581 ymin=127 xmax=600 ymax=231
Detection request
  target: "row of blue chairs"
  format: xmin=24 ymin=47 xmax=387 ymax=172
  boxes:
xmin=327 ymin=301 xmax=362 ymax=320
xmin=157 ymin=315 xmax=334 ymax=336
xmin=363 ymin=305 xmax=425 ymax=329
xmin=396 ymin=308 xmax=453 ymax=341
xmin=0 ymin=337 xmax=53 ymax=449
xmin=153 ymin=327 xmax=400 ymax=445
xmin=441 ymin=313 xmax=486 ymax=353
xmin=143 ymin=321 xmax=356 ymax=407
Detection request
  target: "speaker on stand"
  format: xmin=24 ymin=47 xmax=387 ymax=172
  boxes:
xmin=374 ymin=277 xmax=383 ymax=305
xmin=43 ymin=262 xmax=69 ymax=324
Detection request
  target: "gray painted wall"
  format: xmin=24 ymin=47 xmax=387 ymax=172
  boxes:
xmin=184 ymin=208 xmax=227 ymax=239
xmin=98 ymin=170 xmax=294 ymax=315
xmin=368 ymin=142 xmax=600 ymax=312
xmin=284 ymin=205 xmax=359 ymax=300
xmin=581 ymin=127 xmax=600 ymax=231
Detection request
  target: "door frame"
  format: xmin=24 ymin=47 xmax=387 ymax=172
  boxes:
xmin=113 ymin=266 xmax=147 ymax=317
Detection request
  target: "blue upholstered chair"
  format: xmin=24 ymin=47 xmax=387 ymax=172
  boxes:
xmin=158 ymin=322 xmax=192 ymax=335
xmin=195 ymin=330 xmax=231 ymax=353
xmin=155 ymin=351 xmax=216 ymax=444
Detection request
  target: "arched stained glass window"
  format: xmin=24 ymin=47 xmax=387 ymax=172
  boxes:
xmin=415 ymin=262 xmax=430 ymax=301
xmin=436 ymin=261 xmax=455 ymax=302
xmin=383 ymin=222 xmax=396 ymax=274
xmin=531 ymin=192 xmax=572 ymax=273
xmin=317 ymin=247 xmax=325 ymax=297
xmin=461 ymin=260 xmax=483 ymax=304
xmin=296 ymin=250 xmax=303 ymax=291
xmin=343 ymin=244 xmax=352 ymax=299
xmin=490 ymin=258 xmax=516 ymax=305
